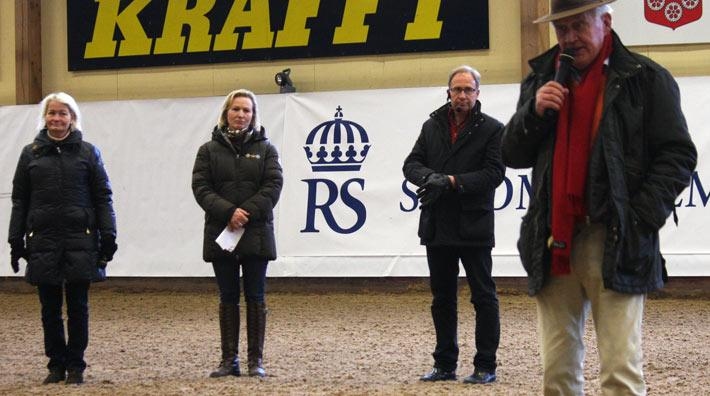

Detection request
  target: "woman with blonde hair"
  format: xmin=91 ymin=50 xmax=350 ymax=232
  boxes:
xmin=192 ymin=89 xmax=283 ymax=378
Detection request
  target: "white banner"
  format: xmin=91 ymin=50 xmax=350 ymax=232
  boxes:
xmin=1 ymin=79 xmax=708 ymax=277
xmin=613 ymin=0 xmax=709 ymax=45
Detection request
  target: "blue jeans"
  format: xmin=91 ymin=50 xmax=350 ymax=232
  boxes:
xmin=212 ymin=258 xmax=268 ymax=304
xmin=426 ymin=245 xmax=500 ymax=372
xmin=37 ymin=282 xmax=91 ymax=372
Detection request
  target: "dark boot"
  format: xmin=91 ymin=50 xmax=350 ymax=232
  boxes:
xmin=65 ymin=369 xmax=84 ymax=385
xmin=246 ymin=302 xmax=267 ymax=377
xmin=42 ymin=368 xmax=66 ymax=384
xmin=210 ymin=302 xmax=240 ymax=377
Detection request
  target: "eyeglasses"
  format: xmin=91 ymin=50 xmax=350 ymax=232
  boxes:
xmin=449 ymin=87 xmax=478 ymax=95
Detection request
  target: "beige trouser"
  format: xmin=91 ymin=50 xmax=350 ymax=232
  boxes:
xmin=536 ymin=223 xmax=646 ymax=396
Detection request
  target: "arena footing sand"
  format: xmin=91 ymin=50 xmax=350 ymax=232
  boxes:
xmin=1 ymin=279 xmax=708 ymax=395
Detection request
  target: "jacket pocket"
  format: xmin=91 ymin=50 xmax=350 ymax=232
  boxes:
xmin=29 ymin=207 xmax=51 ymax=229
xmin=624 ymin=159 xmax=645 ymax=196
xmin=235 ymin=227 xmax=262 ymax=259
xmin=517 ymin=207 xmax=546 ymax=276
xmin=618 ymin=208 xmax=658 ymax=277
xmin=459 ymin=200 xmax=491 ymax=241
xmin=417 ymin=208 xmax=434 ymax=241
xmin=83 ymin=207 xmax=96 ymax=229
xmin=517 ymin=212 xmax=535 ymax=274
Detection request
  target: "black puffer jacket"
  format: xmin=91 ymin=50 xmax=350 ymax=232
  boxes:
xmin=501 ymin=31 xmax=697 ymax=295
xmin=8 ymin=129 xmax=117 ymax=285
xmin=403 ymin=101 xmax=505 ymax=247
xmin=192 ymin=126 xmax=283 ymax=261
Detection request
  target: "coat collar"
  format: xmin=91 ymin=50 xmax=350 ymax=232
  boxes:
xmin=430 ymin=100 xmax=483 ymax=125
xmin=35 ymin=128 xmax=82 ymax=146
xmin=212 ymin=125 xmax=266 ymax=141
xmin=527 ymin=30 xmax=641 ymax=81
xmin=31 ymin=129 xmax=82 ymax=155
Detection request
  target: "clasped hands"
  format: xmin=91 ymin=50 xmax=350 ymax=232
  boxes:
xmin=229 ymin=208 xmax=251 ymax=230
xmin=416 ymin=173 xmax=452 ymax=207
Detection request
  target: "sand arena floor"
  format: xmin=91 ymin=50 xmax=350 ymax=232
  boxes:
xmin=0 ymin=278 xmax=708 ymax=395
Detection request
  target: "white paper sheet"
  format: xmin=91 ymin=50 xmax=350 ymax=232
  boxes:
xmin=215 ymin=226 xmax=244 ymax=252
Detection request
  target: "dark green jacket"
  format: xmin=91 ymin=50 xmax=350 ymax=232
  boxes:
xmin=502 ymin=31 xmax=697 ymax=295
xmin=192 ymin=126 xmax=283 ymax=261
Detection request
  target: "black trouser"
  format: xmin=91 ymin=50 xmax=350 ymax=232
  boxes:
xmin=37 ymin=281 xmax=91 ymax=372
xmin=212 ymin=257 xmax=268 ymax=304
xmin=426 ymin=246 xmax=500 ymax=372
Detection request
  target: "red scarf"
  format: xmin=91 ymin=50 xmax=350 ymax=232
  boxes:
xmin=448 ymin=108 xmax=467 ymax=143
xmin=550 ymin=34 xmax=612 ymax=276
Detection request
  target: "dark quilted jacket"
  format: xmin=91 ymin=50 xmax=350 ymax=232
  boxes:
xmin=8 ymin=129 xmax=116 ymax=285
xmin=192 ymin=126 xmax=283 ymax=261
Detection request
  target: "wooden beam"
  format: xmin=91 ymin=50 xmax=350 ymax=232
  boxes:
xmin=15 ymin=0 xmax=42 ymax=104
xmin=520 ymin=0 xmax=551 ymax=78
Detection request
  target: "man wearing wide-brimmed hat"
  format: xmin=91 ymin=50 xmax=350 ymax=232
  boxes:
xmin=501 ymin=1 xmax=697 ymax=395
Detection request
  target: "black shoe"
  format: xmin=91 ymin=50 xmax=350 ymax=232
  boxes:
xmin=248 ymin=365 xmax=266 ymax=378
xmin=463 ymin=369 xmax=496 ymax=384
xmin=65 ymin=370 xmax=84 ymax=385
xmin=42 ymin=369 xmax=66 ymax=384
xmin=420 ymin=367 xmax=456 ymax=382
xmin=210 ymin=358 xmax=241 ymax=377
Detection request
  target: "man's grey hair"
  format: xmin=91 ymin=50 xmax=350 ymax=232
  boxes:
xmin=448 ymin=65 xmax=481 ymax=90
xmin=594 ymin=4 xmax=613 ymax=17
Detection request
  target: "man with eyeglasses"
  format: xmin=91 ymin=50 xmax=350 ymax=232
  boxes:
xmin=502 ymin=1 xmax=696 ymax=394
xmin=403 ymin=65 xmax=505 ymax=384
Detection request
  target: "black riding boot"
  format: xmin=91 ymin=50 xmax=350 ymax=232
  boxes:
xmin=246 ymin=302 xmax=267 ymax=377
xmin=210 ymin=303 xmax=240 ymax=377
xmin=42 ymin=368 xmax=66 ymax=384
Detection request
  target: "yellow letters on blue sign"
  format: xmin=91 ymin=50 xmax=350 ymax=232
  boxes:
xmin=274 ymin=0 xmax=320 ymax=48
xmin=333 ymin=0 xmax=379 ymax=44
xmin=214 ymin=0 xmax=274 ymax=51
xmin=84 ymin=0 xmax=152 ymax=58
xmin=154 ymin=0 xmax=215 ymax=54
xmin=405 ymin=0 xmax=443 ymax=40
xmin=72 ymin=0 xmax=488 ymax=70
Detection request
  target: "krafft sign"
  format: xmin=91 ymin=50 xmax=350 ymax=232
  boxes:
xmin=645 ymin=0 xmax=702 ymax=30
xmin=67 ymin=0 xmax=490 ymax=71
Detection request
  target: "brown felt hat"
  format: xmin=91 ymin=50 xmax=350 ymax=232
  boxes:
xmin=533 ymin=0 xmax=616 ymax=23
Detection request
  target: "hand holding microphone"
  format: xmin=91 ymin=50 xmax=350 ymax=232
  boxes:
xmin=535 ymin=48 xmax=576 ymax=119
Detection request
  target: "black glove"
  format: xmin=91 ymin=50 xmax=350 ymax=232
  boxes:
xmin=99 ymin=235 xmax=118 ymax=263
xmin=416 ymin=173 xmax=451 ymax=207
xmin=97 ymin=257 xmax=108 ymax=270
xmin=9 ymin=239 xmax=27 ymax=274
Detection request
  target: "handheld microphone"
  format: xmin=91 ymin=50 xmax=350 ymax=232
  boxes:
xmin=544 ymin=48 xmax=576 ymax=119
